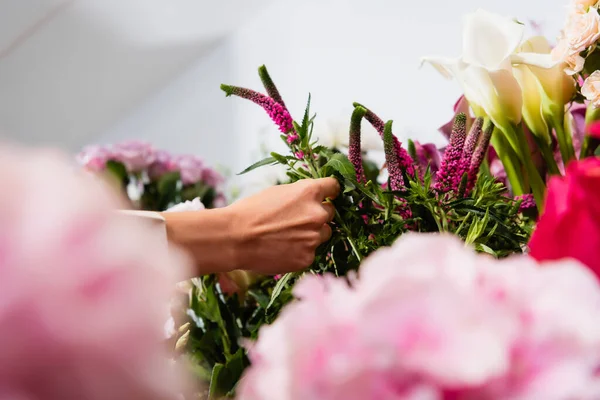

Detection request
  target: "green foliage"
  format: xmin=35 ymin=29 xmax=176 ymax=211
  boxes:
xmin=175 ymin=66 xmax=534 ymax=398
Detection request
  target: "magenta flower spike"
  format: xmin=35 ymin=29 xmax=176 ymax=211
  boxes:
xmin=434 ymin=113 xmax=467 ymax=193
xmin=383 ymin=120 xmax=404 ymax=190
xmin=221 ymin=84 xmax=294 ymax=134
xmin=458 ymin=117 xmax=484 ymax=179
xmin=353 ymin=102 xmax=416 ymax=178
xmin=349 ymin=106 xmax=368 ymax=182
xmin=467 ymin=120 xmax=494 ymax=192
xmin=258 ymin=65 xmax=287 ymax=108
xmin=515 ymin=193 xmax=536 ymax=213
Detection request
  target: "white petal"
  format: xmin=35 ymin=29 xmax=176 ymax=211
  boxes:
xmin=462 ymin=9 xmax=524 ymax=70
xmin=420 ymin=56 xmax=460 ymax=79
xmin=510 ymin=52 xmax=559 ymax=68
xmin=519 ymin=36 xmax=552 ymax=54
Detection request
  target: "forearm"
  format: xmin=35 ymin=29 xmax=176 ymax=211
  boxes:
xmin=161 ymin=208 xmax=238 ymax=277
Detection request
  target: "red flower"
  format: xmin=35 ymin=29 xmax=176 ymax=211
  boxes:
xmin=529 ymin=157 xmax=600 ymax=277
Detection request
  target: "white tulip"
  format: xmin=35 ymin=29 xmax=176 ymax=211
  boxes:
xmin=422 ymin=9 xmax=556 ymax=129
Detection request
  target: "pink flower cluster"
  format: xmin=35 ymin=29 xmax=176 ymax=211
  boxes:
xmin=0 ymin=146 xmax=192 ymax=399
xmin=77 ymin=141 xmax=224 ymax=187
xmin=238 ymin=234 xmax=600 ymax=400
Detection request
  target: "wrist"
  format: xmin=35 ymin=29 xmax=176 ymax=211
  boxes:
xmin=161 ymin=208 xmax=238 ymax=275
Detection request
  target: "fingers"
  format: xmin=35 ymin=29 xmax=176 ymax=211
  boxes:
xmin=318 ymin=224 xmax=333 ymax=244
xmin=321 ymin=201 xmax=336 ymax=222
xmin=316 ymin=177 xmax=340 ymax=201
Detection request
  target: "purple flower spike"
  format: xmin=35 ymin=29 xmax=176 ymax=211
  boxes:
xmin=458 ymin=117 xmax=483 ymax=179
xmin=286 ymin=134 xmax=299 ymax=144
xmin=467 ymin=120 xmax=494 ymax=192
xmin=354 ymin=103 xmax=416 ymax=178
xmin=434 ymin=113 xmax=467 ymax=193
xmin=515 ymin=194 xmax=536 ymax=213
xmin=349 ymin=106 xmax=368 ymax=183
xmin=383 ymin=120 xmax=404 ymax=190
xmin=258 ymin=65 xmax=286 ymax=108
xmin=221 ymin=84 xmax=294 ymax=134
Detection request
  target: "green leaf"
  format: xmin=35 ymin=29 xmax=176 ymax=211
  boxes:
xmin=270 ymin=152 xmax=289 ymax=165
xmin=322 ymin=153 xmax=356 ymax=181
xmin=267 ymin=272 xmax=294 ymax=310
xmin=238 ymin=156 xmax=278 ymax=175
xmin=157 ymin=171 xmax=180 ymax=197
xmin=105 ymin=160 xmax=128 ymax=183
xmin=208 ymin=363 xmax=224 ymax=398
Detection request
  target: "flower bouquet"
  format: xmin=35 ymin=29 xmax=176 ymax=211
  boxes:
xmin=77 ymin=141 xmax=226 ymax=211
xmin=141 ymin=1 xmax=600 ymax=397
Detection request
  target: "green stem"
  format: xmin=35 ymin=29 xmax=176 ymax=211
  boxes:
xmin=490 ymin=130 xmax=526 ymax=195
xmin=511 ymin=124 xmax=547 ymax=212
xmin=333 ymin=207 xmax=362 ymax=262
xmin=530 ymin=131 xmax=561 ymax=176
xmin=551 ymin=114 xmax=575 ymax=166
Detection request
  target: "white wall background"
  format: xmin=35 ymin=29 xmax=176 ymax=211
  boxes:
xmin=0 ymin=0 xmax=568 ymax=191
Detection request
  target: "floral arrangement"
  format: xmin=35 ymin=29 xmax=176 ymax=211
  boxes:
xmin=173 ymin=61 xmax=538 ymax=398
xmin=77 ymin=140 xmax=227 ymax=211
xmin=170 ymin=0 xmax=600 ymax=397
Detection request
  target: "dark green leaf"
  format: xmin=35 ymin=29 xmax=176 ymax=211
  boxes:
xmin=270 ymin=152 xmax=289 ymax=165
xmin=105 ymin=160 xmax=128 ymax=183
xmin=238 ymin=156 xmax=278 ymax=175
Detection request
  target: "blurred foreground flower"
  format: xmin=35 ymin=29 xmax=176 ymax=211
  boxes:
xmin=0 ymin=145 xmax=191 ymax=400
xmin=238 ymin=233 xmax=600 ymax=400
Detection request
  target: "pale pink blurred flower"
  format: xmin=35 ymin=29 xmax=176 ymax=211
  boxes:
xmin=76 ymin=145 xmax=112 ymax=171
xmin=213 ymin=194 xmax=228 ymax=208
xmin=237 ymin=233 xmax=600 ymax=400
xmin=0 ymin=145 xmax=191 ymax=400
xmin=111 ymin=140 xmax=156 ymax=172
xmin=201 ymin=167 xmax=225 ymax=188
xmin=148 ymin=150 xmax=178 ymax=179
xmin=174 ymin=154 xmax=204 ymax=185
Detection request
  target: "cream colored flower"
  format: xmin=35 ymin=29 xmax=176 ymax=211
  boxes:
xmin=552 ymin=38 xmax=586 ymax=75
xmin=572 ymin=0 xmax=598 ymax=11
xmin=582 ymin=71 xmax=600 ymax=106
xmin=422 ymin=9 xmax=555 ymax=128
xmin=565 ymin=7 xmax=600 ymax=53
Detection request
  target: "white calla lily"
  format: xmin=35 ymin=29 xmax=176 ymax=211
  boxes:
xmin=422 ymin=9 xmax=556 ymax=129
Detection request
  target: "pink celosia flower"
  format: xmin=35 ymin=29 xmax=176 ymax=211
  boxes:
xmin=0 ymin=145 xmax=192 ymax=399
xmin=221 ymin=85 xmax=294 ymax=134
xmin=237 ymin=233 xmax=600 ymax=400
xmin=76 ymin=145 xmax=112 ymax=171
xmin=111 ymin=140 xmax=156 ymax=172
xmin=434 ymin=113 xmax=467 ymax=193
xmin=295 ymin=151 xmax=305 ymax=160
xmin=174 ymin=154 xmax=204 ymax=185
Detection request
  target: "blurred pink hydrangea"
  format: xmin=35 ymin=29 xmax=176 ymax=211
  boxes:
xmin=76 ymin=145 xmax=112 ymax=171
xmin=174 ymin=154 xmax=205 ymax=185
xmin=237 ymin=233 xmax=600 ymax=400
xmin=148 ymin=149 xmax=179 ymax=179
xmin=0 ymin=145 xmax=191 ymax=400
xmin=111 ymin=140 xmax=157 ymax=172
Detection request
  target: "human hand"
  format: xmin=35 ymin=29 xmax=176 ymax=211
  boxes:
xmin=228 ymin=178 xmax=340 ymax=274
